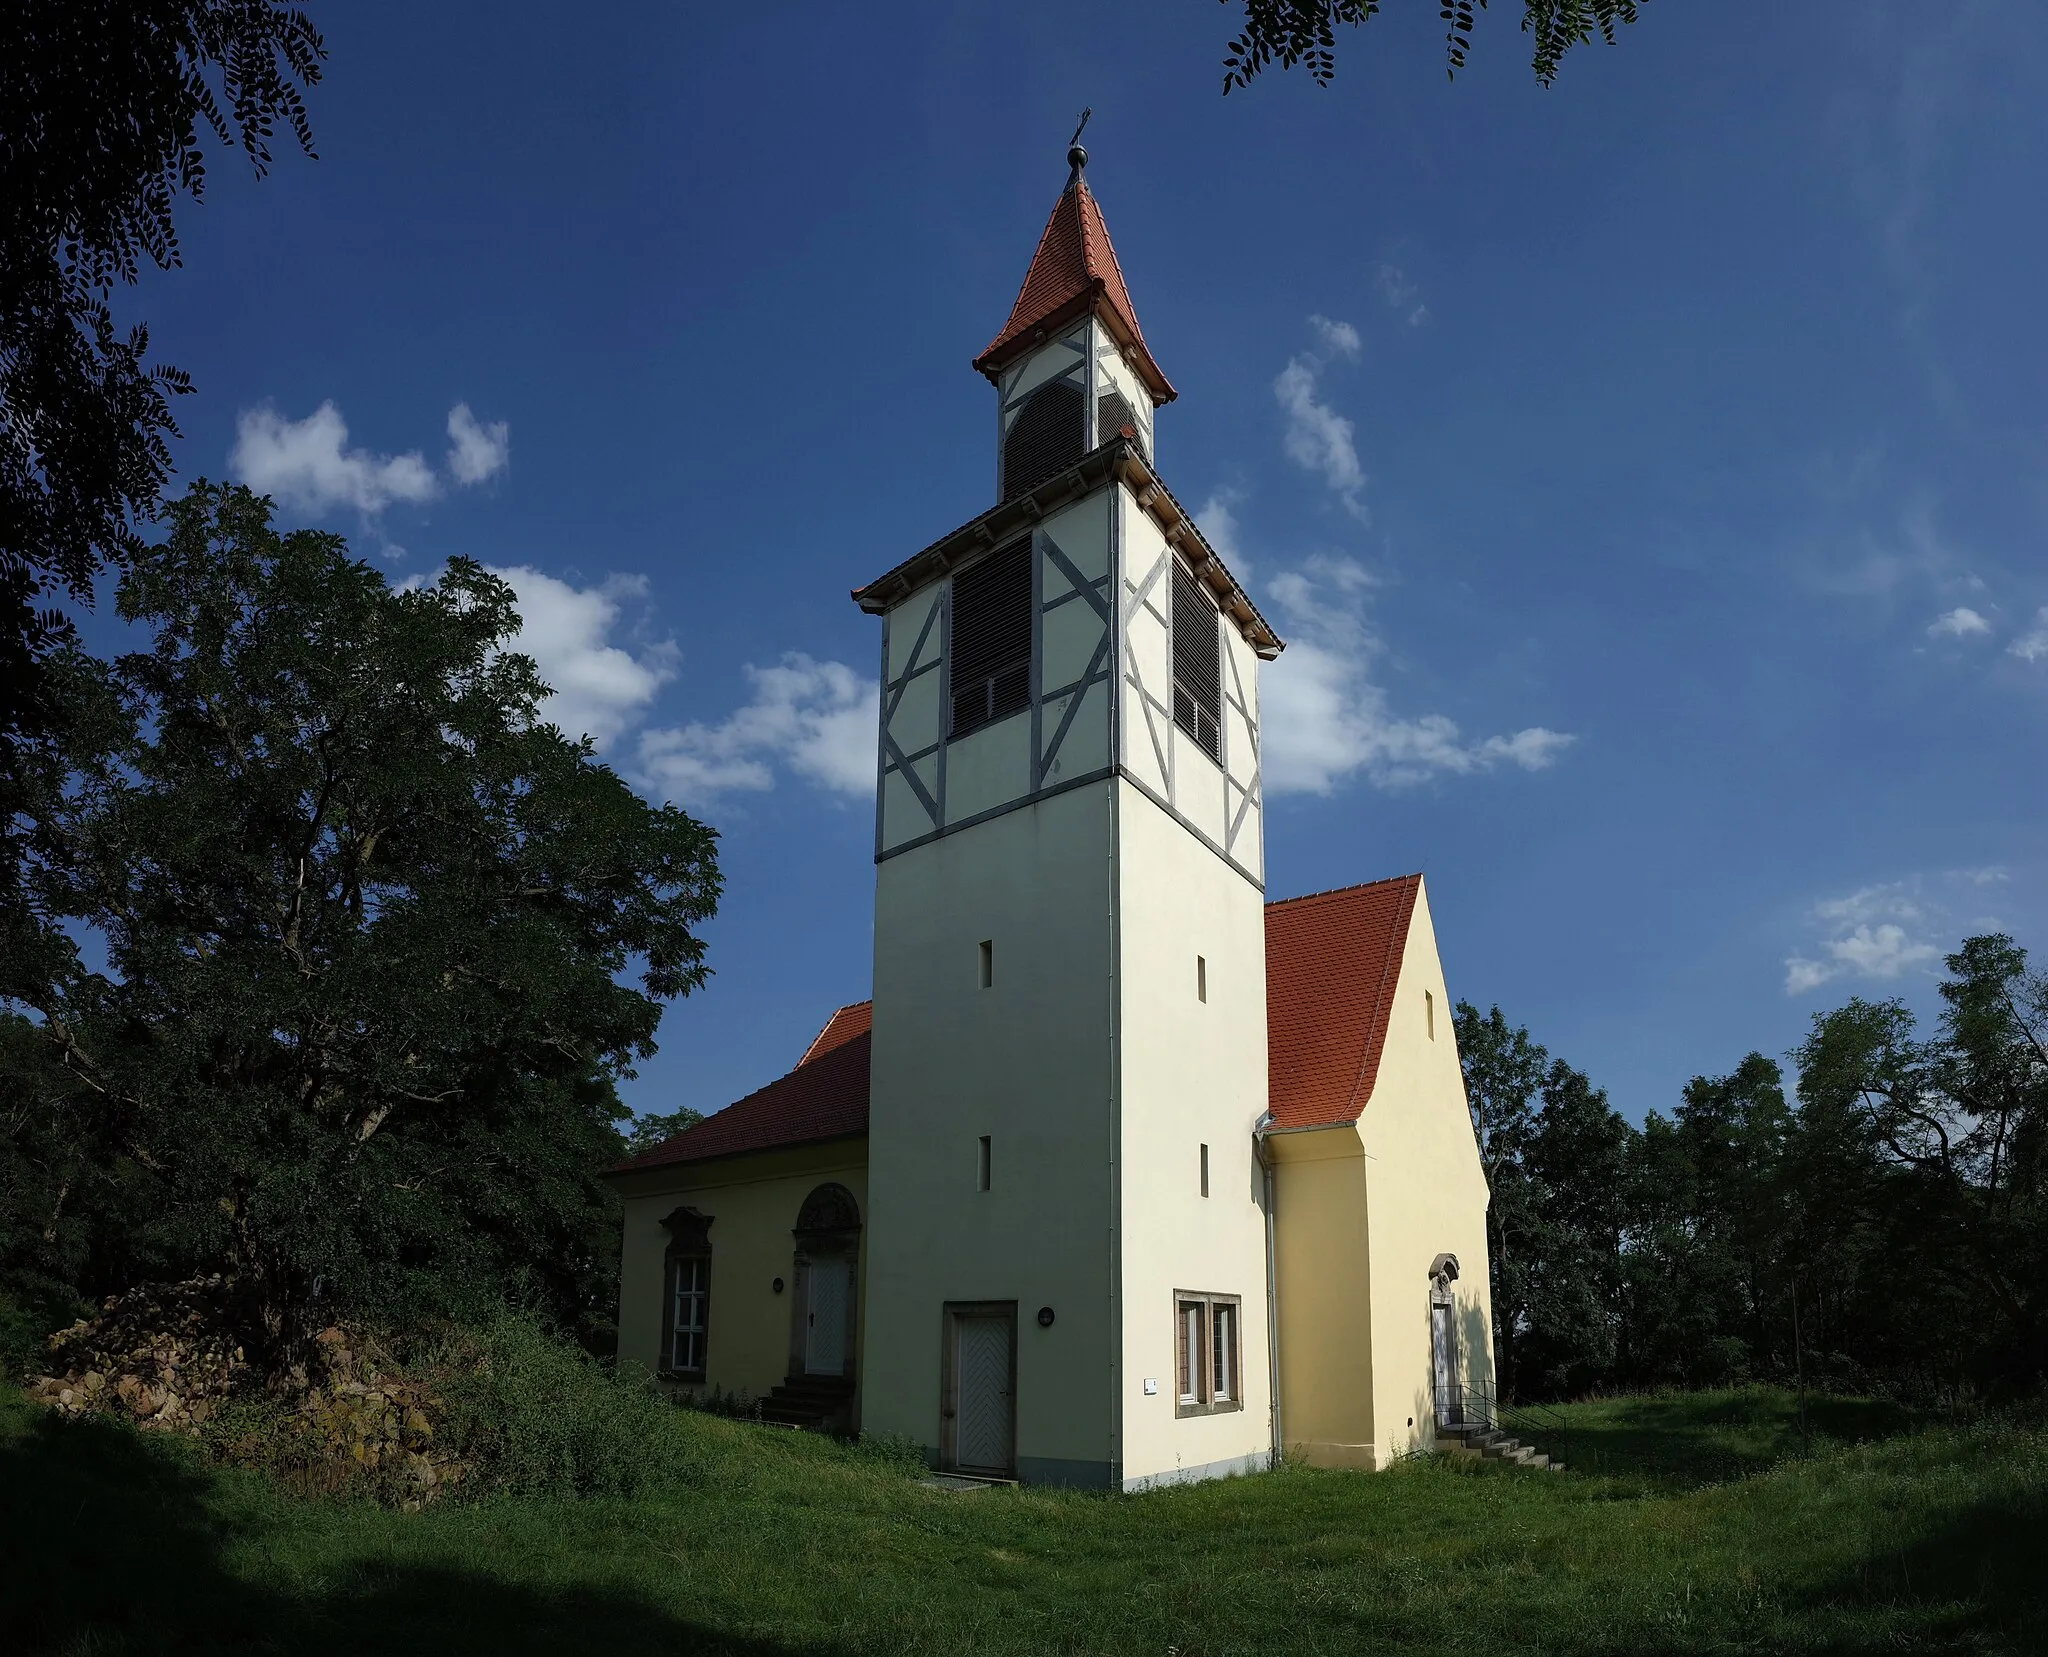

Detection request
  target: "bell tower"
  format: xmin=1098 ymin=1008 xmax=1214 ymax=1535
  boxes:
xmin=852 ymin=140 xmax=1284 ymax=1491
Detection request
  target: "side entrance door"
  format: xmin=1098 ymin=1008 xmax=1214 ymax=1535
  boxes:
xmin=804 ymin=1255 xmax=851 ymax=1376
xmin=1431 ymin=1297 xmax=1460 ymax=1426
xmin=942 ymin=1302 xmax=1016 ymax=1478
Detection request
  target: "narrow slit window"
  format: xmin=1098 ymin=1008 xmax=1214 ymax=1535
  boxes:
xmin=950 ymin=538 xmax=1032 ymax=737
xmin=1425 ymin=989 xmax=1435 ymax=1040
xmin=1200 ymin=1143 xmax=1210 ymax=1198
xmin=976 ymin=1135 xmax=991 ymax=1193
xmin=1171 ymin=561 xmax=1222 ymax=763
xmin=1196 ymin=955 xmax=1207 ymax=1003
xmin=978 ymin=939 xmax=994 ymax=989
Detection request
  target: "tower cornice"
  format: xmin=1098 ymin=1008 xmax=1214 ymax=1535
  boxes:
xmin=849 ymin=436 xmax=1281 ymax=659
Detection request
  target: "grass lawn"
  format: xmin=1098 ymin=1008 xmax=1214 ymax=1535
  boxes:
xmin=4 ymin=1384 xmax=2041 ymax=1655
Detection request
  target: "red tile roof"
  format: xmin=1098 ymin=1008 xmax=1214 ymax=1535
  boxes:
xmin=615 ymin=877 xmax=1423 ymax=1172
xmin=1264 ymin=876 xmax=1421 ymax=1132
xmin=973 ymin=176 xmax=1175 ymax=404
xmin=610 ymin=1003 xmax=872 ymax=1173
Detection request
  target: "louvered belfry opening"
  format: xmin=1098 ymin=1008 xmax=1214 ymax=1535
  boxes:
xmin=950 ymin=537 xmax=1033 ymax=737
xmin=1172 ymin=560 xmax=1223 ymax=763
xmin=1002 ymin=381 xmax=1084 ymax=499
xmin=1096 ymin=389 xmax=1143 ymax=460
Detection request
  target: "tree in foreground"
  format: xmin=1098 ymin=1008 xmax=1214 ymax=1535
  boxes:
xmin=0 ymin=1 xmax=323 ymax=762
xmin=1218 ymin=0 xmax=1646 ymax=90
xmin=0 ymin=484 xmax=720 ymax=1378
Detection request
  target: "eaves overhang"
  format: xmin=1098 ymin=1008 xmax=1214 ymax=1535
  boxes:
xmin=849 ymin=436 xmax=1283 ymax=660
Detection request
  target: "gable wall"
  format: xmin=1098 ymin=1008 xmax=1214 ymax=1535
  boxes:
xmin=1358 ymin=879 xmax=1496 ymax=1461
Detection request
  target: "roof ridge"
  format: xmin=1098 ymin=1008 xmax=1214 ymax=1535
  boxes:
xmin=1265 ymin=873 xmax=1422 ymax=912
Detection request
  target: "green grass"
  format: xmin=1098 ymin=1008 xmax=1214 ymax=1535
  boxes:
xmin=4 ymin=1383 xmax=2042 ymax=1655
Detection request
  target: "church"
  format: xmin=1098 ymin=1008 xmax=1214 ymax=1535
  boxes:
xmin=609 ymin=143 xmax=1495 ymax=1490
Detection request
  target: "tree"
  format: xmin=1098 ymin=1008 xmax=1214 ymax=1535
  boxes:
xmin=624 ymin=1107 xmax=704 ymax=1157
xmin=1454 ymin=999 xmax=1546 ymax=1398
xmin=1 ymin=1 xmax=323 ymax=764
xmin=0 ymin=484 xmax=721 ymax=1376
xmin=1218 ymin=0 xmax=1647 ymax=91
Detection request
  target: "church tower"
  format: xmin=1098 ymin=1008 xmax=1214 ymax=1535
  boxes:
xmin=852 ymin=140 xmax=1284 ymax=1490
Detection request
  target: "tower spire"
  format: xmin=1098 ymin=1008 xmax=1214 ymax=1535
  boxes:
xmin=972 ymin=124 xmax=1176 ymax=405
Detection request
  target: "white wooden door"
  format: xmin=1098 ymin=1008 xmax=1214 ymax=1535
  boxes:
xmin=1432 ymin=1299 xmax=1460 ymax=1425
xmin=804 ymin=1257 xmax=850 ymax=1376
xmin=952 ymin=1312 xmax=1014 ymax=1475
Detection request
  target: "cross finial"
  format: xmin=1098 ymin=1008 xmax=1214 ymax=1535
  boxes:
xmin=1067 ymin=108 xmax=1092 ymax=179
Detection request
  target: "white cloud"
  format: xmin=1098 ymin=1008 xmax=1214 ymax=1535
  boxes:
xmin=489 ymin=566 xmax=672 ymax=750
xmin=1259 ymin=555 xmax=1573 ymax=794
xmin=1274 ymin=357 xmax=1367 ymax=521
xmin=1784 ymin=880 xmax=1942 ymax=996
xmin=1927 ymin=605 xmax=1991 ymax=638
xmin=1307 ymin=314 xmax=1361 ymax=359
xmin=1376 ymin=263 xmax=1430 ymax=327
xmin=1195 ymin=490 xmax=1250 ymax=584
xmin=446 ymin=403 xmax=510 ymax=486
xmin=231 ymin=399 xmax=512 ymax=518
xmin=2010 ymin=606 xmax=2048 ymax=662
xmin=638 ymin=654 xmax=877 ymax=806
xmin=231 ymin=401 xmax=438 ymax=514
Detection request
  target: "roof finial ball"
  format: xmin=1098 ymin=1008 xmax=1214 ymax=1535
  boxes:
xmin=1067 ymin=106 xmax=1092 ymax=181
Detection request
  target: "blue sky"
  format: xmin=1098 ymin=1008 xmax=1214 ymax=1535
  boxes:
xmin=114 ymin=0 xmax=2046 ymax=1124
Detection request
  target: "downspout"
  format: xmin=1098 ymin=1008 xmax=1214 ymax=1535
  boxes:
xmin=1252 ymin=1111 xmax=1282 ymax=1469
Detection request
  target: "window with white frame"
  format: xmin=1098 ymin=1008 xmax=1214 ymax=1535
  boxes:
xmin=658 ymin=1205 xmax=713 ymax=1382
xmin=1173 ymin=1291 xmax=1243 ymax=1417
xmin=667 ymin=1256 xmax=709 ymax=1377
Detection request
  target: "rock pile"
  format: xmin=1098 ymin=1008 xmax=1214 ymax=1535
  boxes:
xmin=23 ymin=1280 xmax=470 ymax=1506
xmin=25 ymin=1276 xmax=245 ymax=1430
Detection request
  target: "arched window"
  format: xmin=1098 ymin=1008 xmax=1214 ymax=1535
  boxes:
xmin=1002 ymin=380 xmax=1084 ymax=499
xmin=659 ymin=1206 xmax=712 ymax=1381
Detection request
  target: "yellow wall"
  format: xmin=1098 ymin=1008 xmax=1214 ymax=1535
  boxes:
xmin=1115 ymin=780 xmax=1273 ymax=1488
xmin=612 ymin=1141 xmax=870 ymax=1415
xmin=1357 ymin=879 xmax=1496 ymax=1462
xmin=1268 ymin=1124 xmax=1377 ymax=1468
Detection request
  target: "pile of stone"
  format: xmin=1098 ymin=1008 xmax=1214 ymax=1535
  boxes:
xmin=25 ymin=1276 xmax=246 ymax=1431
xmin=23 ymin=1281 xmax=470 ymax=1506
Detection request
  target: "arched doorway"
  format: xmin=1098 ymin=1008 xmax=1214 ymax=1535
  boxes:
xmin=790 ymin=1183 xmax=861 ymax=1379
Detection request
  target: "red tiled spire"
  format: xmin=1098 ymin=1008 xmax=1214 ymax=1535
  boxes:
xmin=973 ymin=166 xmax=1175 ymax=404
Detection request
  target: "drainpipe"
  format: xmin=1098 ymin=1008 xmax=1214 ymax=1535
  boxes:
xmin=1252 ymin=1111 xmax=1282 ymax=1469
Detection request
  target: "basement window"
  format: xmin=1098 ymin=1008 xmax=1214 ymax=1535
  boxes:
xmin=951 ymin=539 xmax=1032 ymax=736
xmin=1171 ymin=562 xmax=1222 ymax=763
xmin=1173 ymin=1291 xmax=1243 ymax=1417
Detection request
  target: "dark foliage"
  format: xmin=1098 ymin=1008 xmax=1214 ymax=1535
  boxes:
xmin=1219 ymin=0 xmax=1645 ymax=91
xmin=0 ymin=0 xmax=323 ymax=761
xmin=1458 ymin=932 xmax=2048 ymax=1404
xmin=0 ymin=485 xmax=721 ymax=1377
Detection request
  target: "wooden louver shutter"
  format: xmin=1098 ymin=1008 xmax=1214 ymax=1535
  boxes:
xmin=950 ymin=538 xmax=1032 ymax=736
xmin=1096 ymin=390 xmax=1144 ymax=460
xmin=1172 ymin=561 xmax=1222 ymax=763
xmin=1002 ymin=381 xmax=1084 ymax=499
